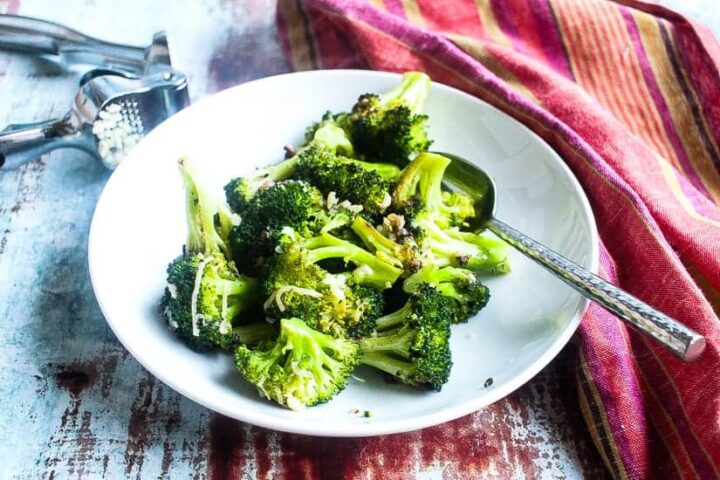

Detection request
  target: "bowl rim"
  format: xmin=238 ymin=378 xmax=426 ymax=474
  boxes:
xmin=88 ymin=69 xmax=600 ymax=437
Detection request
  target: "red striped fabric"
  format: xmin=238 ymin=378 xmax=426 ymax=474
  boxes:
xmin=277 ymin=1 xmax=720 ymax=478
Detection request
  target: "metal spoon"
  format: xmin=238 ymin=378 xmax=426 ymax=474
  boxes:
xmin=0 ymin=68 xmax=189 ymax=170
xmin=436 ymin=151 xmax=706 ymax=362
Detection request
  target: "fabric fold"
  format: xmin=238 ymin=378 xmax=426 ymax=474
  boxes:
xmin=277 ymin=1 xmax=720 ymax=477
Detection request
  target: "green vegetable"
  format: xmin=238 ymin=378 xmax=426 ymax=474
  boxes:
xmin=235 ymin=317 xmax=360 ymax=410
xmin=262 ymin=232 xmax=385 ymax=338
xmin=359 ymin=284 xmax=453 ymax=390
xmin=393 ymin=152 xmax=510 ymax=273
xmin=160 ymin=158 xmax=259 ymax=351
xmin=340 ymin=72 xmax=433 ymax=162
xmin=404 ymin=266 xmax=490 ymax=323
xmin=294 ymin=144 xmax=397 ymax=216
xmin=225 ymin=118 xmax=354 ymax=213
xmin=161 ymin=72 xmax=512 ymax=410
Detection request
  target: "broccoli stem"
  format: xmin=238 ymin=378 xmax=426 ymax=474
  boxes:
xmin=351 ymin=217 xmax=400 ymax=259
xmin=233 ymin=322 xmax=276 ymax=345
xmin=179 ymin=157 xmax=234 ymax=256
xmin=312 ymin=123 xmax=354 ymax=156
xmin=402 ymin=266 xmax=471 ymax=303
xmin=374 ymin=301 xmax=412 ymax=330
xmin=280 ymin=318 xmax=348 ymax=382
xmin=303 ymin=233 xmax=402 ymax=289
xmin=341 ymin=158 xmax=400 ymax=180
xmin=380 ymin=72 xmax=431 ymax=114
xmin=450 ymin=231 xmax=511 ymax=273
xmin=360 ymin=350 xmax=415 ymax=380
xmin=204 ymin=276 xmax=257 ymax=298
xmin=416 ymin=214 xmax=479 ymax=264
xmin=267 ymin=156 xmax=298 ymax=182
xmin=393 ymin=152 xmax=450 ymax=210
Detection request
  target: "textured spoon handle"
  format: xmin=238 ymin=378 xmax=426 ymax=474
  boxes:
xmin=488 ymin=218 xmax=706 ymax=361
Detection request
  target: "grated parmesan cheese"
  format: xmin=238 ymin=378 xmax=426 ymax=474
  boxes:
xmin=190 ymin=256 xmax=213 ymax=337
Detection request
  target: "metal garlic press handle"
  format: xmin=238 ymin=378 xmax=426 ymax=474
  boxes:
xmin=488 ymin=218 xmax=706 ymax=361
xmin=0 ymin=14 xmax=146 ymax=74
xmin=0 ymin=116 xmax=92 ymax=168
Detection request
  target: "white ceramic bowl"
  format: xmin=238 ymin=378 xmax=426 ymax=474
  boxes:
xmin=89 ymin=70 xmax=598 ymax=437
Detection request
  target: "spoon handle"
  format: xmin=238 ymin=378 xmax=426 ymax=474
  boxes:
xmin=487 ymin=218 xmax=706 ymax=361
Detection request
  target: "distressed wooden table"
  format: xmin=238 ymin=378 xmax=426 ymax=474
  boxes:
xmin=1 ymin=1 xmax=716 ymax=478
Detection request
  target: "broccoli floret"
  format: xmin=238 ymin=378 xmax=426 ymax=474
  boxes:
xmin=294 ymin=144 xmax=394 ymax=216
xmin=161 ymin=158 xmax=258 ymax=351
xmin=412 ymin=210 xmax=511 ymax=273
xmin=304 ymin=111 xmax=355 ymax=157
xmin=350 ymin=215 xmax=423 ymax=273
xmin=261 ymin=229 xmax=388 ymax=337
xmin=224 ymin=159 xmax=298 ymax=215
xmin=392 ymin=152 xmax=510 ymax=273
xmin=264 ymin=281 xmax=384 ymax=339
xmin=340 ymin=72 xmax=432 ymax=162
xmin=226 ymin=118 xmax=355 ymax=213
xmin=404 ymin=266 xmax=489 ymax=323
xmin=229 ymin=180 xmax=325 ymax=270
xmin=161 ymin=254 xmax=259 ymax=351
xmin=393 ymin=152 xmax=475 ymax=228
xmin=179 ymin=157 xmax=236 ymax=257
xmin=235 ymin=317 xmax=360 ymax=410
xmin=359 ymin=284 xmax=453 ymax=391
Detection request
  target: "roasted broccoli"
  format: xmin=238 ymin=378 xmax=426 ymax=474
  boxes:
xmin=262 ymin=234 xmax=384 ymax=338
xmin=162 ymin=72 xmax=513 ymax=410
xmin=340 ymin=72 xmax=433 ymax=162
xmin=160 ymin=158 xmax=259 ymax=351
xmin=294 ymin=144 xmax=396 ymax=216
xmin=229 ymin=180 xmax=325 ymax=270
xmin=392 ymin=151 xmax=475 ymax=228
xmin=303 ymin=230 xmax=403 ymax=289
xmin=351 ymin=215 xmax=423 ymax=273
xmin=225 ymin=119 xmax=354 ymax=213
xmin=235 ymin=317 xmax=360 ymax=410
xmin=359 ymin=284 xmax=453 ymax=390
xmin=393 ymin=152 xmax=510 ymax=273
xmin=303 ymin=111 xmax=355 ymax=157
xmin=404 ymin=266 xmax=490 ymax=323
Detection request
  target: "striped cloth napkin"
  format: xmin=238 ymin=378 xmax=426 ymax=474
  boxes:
xmin=277 ymin=0 xmax=720 ymax=478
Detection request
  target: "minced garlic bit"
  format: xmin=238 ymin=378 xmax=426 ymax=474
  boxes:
xmin=218 ymin=320 xmax=230 ymax=335
xmin=338 ymin=200 xmax=363 ymax=214
xmin=354 ymin=264 xmax=373 ymax=279
xmin=92 ymin=101 xmax=143 ymax=167
xmin=163 ymin=305 xmax=179 ymax=330
xmin=280 ymin=226 xmax=296 ymax=238
xmin=382 ymin=213 xmax=407 ymax=241
xmin=326 ymin=191 xmax=338 ymax=210
xmin=325 ymin=273 xmax=347 ymax=301
xmin=167 ymin=283 xmax=178 ymax=299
